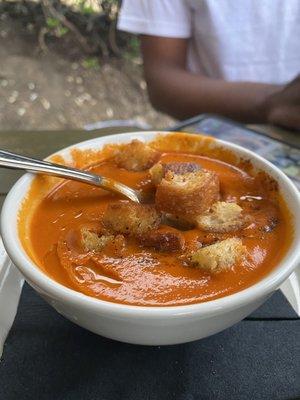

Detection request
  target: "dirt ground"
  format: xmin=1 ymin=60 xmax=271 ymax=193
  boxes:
xmin=0 ymin=15 xmax=174 ymax=131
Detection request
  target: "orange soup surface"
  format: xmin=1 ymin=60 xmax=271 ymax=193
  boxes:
xmin=21 ymin=136 xmax=292 ymax=306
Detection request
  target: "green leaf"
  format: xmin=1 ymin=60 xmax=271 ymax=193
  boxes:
xmin=82 ymin=5 xmax=94 ymax=15
xmin=77 ymin=0 xmax=95 ymax=15
xmin=81 ymin=57 xmax=100 ymax=69
xmin=125 ymin=36 xmax=140 ymax=59
xmin=46 ymin=17 xmax=60 ymax=29
xmin=56 ymin=26 xmax=69 ymax=37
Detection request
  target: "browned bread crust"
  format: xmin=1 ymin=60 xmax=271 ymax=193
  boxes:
xmin=188 ymin=237 xmax=246 ymax=272
xmin=161 ymin=213 xmax=196 ymax=230
xmin=139 ymin=226 xmax=185 ymax=252
xmin=81 ymin=228 xmax=113 ymax=252
xmin=80 ymin=227 xmax=125 ymax=256
xmin=150 ymin=162 xmax=201 ymax=185
xmin=155 ymin=170 xmax=220 ymax=218
xmin=103 ymin=200 xmax=161 ymax=236
xmin=197 ymin=201 xmax=245 ymax=233
xmin=114 ymin=140 xmax=160 ymax=171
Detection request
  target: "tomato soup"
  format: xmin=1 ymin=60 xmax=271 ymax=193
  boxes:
xmin=19 ymin=134 xmax=293 ymax=306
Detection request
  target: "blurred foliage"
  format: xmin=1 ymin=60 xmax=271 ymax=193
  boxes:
xmin=77 ymin=0 xmax=94 ymax=15
xmin=46 ymin=16 xmax=60 ymax=28
xmin=81 ymin=56 xmax=100 ymax=69
xmin=127 ymin=36 xmax=140 ymax=58
xmin=0 ymin=0 xmax=140 ymax=59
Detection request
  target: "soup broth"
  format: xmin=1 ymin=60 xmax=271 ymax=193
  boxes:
xmin=19 ymin=134 xmax=293 ymax=306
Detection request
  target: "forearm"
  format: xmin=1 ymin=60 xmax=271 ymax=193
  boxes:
xmin=144 ymin=64 xmax=281 ymax=122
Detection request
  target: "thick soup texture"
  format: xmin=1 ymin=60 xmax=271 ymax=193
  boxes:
xmin=23 ymin=138 xmax=292 ymax=306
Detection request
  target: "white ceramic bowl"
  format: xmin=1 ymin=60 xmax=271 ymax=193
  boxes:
xmin=1 ymin=131 xmax=300 ymax=345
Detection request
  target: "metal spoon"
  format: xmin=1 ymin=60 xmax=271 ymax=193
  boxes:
xmin=0 ymin=149 xmax=142 ymax=203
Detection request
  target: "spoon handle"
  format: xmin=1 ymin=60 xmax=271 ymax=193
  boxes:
xmin=0 ymin=149 xmax=140 ymax=203
xmin=0 ymin=149 xmax=101 ymax=184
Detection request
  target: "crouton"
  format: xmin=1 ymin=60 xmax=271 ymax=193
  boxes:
xmin=149 ymin=162 xmax=164 ymax=185
xmin=197 ymin=201 xmax=245 ymax=233
xmin=114 ymin=140 xmax=160 ymax=171
xmin=80 ymin=228 xmax=114 ymax=252
xmin=150 ymin=162 xmax=201 ymax=185
xmin=80 ymin=227 xmax=125 ymax=255
xmin=155 ymin=169 xmax=220 ymax=218
xmin=189 ymin=238 xmax=246 ymax=273
xmin=162 ymin=213 xmax=195 ymax=230
xmin=103 ymin=200 xmax=161 ymax=236
xmin=139 ymin=226 xmax=185 ymax=252
xmin=103 ymin=234 xmax=126 ymax=256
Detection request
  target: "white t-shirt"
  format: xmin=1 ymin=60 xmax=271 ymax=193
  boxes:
xmin=118 ymin=0 xmax=300 ymax=84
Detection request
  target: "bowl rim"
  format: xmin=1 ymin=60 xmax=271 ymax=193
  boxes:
xmin=1 ymin=130 xmax=300 ymax=318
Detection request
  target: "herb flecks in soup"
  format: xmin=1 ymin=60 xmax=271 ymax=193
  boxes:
xmin=19 ymin=134 xmax=292 ymax=306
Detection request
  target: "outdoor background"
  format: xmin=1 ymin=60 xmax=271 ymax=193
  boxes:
xmin=0 ymin=0 xmax=174 ymax=130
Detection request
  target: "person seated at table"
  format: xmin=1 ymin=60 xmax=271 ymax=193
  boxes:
xmin=118 ymin=0 xmax=300 ymax=130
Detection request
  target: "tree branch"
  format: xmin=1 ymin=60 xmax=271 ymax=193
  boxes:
xmin=41 ymin=0 xmax=96 ymax=54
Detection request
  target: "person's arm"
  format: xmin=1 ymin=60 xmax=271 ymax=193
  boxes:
xmin=141 ymin=36 xmax=300 ymax=129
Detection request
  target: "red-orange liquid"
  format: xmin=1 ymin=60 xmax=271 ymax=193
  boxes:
xmin=23 ymin=149 xmax=292 ymax=306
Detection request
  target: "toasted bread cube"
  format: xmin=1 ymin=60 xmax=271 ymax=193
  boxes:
xmin=103 ymin=234 xmax=126 ymax=256
xmin=189 ymin=238 xmax=246 ymax=273
xmin=155 ymin=170 xmax=220 ymax=218
xmin=114 ymin=140 xmax=160 ymax=171
xmin=150 ymin=162 xmax=201 ymax=185
xmin=80 ymin=228 xmax=114 ymax=252
xmin=197 ymin=202 xmax=244 ymax=233
xmin=149 ymin=163 xmax=164 ymax=185
xmin=161 ymin=213 xmax=196 ymax=230
xmin=80 ymin=228 xmax=125 ymax=255
xmin=103 ymin=200 xmax=161 ymax=236
xmin=140 ymin=226 xmax=185 ymax=252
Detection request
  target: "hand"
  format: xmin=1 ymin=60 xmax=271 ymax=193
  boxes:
xmin=265 ymin=75 xmax=300 ymax=130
